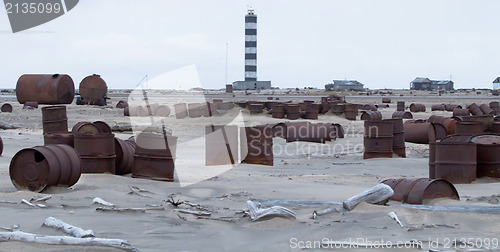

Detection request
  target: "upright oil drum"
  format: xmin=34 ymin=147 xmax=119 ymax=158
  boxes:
xmin=396 ymin=101 xmax=405 ymax=111
xmin=434 ymin=141 xmax=476 ymax=183
xmin=286 ymin=104 xmax=300 ymax=120
xmin=132 ymin=132 xmax=177 ymax=181
xmin=363 ymin=120 xmax=393 ymax=159
xmin=471 ymin=134 xmax=500 ymax=178
xmin=16 ymin=74 xmax=75 ymax=104
xmin=10 ymin=144 xmax=81 ymax=192
xmin=344 ymin=103 xmax=358 ymax=120
xmin=241 ymin=125 xmax=273 ymax=165
xmin=74 ymin=133 xmax=116 ymax=174
xmin=272 ymin=104 xmax=285 ymax=119
xmin=41 ymin=105 xmax=68 ymax=134
xmin=385 ymin=118 xmax=405 ymax=157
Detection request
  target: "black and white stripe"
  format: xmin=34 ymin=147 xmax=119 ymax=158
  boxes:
xmin=245 ymin=9 xmax=257 ymax=81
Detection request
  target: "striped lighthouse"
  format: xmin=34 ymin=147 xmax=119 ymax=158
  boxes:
xmin=245 ymin=7 xmax=257 ymax=81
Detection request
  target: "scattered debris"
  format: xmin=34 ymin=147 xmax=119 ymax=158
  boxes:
xmin=196 ymin=216 xmax=236 ymax=223
xmin=246 ymin=200 xmax=296 ymax=221
xmin=388 ymin=211 xmax=404 ymax=228
xmin=128 ymin=186 xmax=152 ymax=198
xmin=43 ymin=217 xmax=95 ymax=238
xmin=30 ymin=195 xmax=52 ymax=203
xmin=92 ymin=198 xmax=115 ymax=207
xmin=173 ymin=209 xmax=211 ymax=216
xmin=342 ymin=184 xmax=394 ymax=211
xmin=96 ymin=207 xmax=164 ymax=212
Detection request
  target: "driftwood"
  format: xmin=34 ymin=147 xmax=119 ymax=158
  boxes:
xmin=0 ymin=121 xmax=18 ymax=129
xmin=173 ymin=209 xmax=211 ymax=216
xmin=0 ymin=200 xmax=18 ymax=204
xmin=388 ymin=211 xmax=404 ymax=228
xmin=196 ymin=216 xmax=236 ymax=223
xmin=30 ymin=195 xmax=52 ymax=202
xmin=0 ymin=230 xmax=137 ymax=252
xmin=43 ymin=217 xmax=95 ymax=238
xmin=342 ymin=184 xmax=394 ymax=211
xmin=93 ymin=197 xmax=115 ymax=207
xmin=128 ymin=186 xmax=151 ymax=198
xmin=311 ymin=207 xmax=340 ymax=219
xmin=251 ymin=199 xmax=341 ymax=208
xmin=111 ymin=123 xmax=133 ymax=132
xmin=96 ymin=206 xmax=164 ymax=212
xmin=21 ymin=199 xmax=46 ymax=208
xmin=247 ymin=200 xmax=296 ymax=221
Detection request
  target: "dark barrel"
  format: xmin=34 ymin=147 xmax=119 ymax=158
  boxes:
xmin=241 ymin=125 xmax=273 ymax=165
xmin=16 ymin=74 xmax=75 ymax=104
xmin=363 ymin=120 xmax=393 ymax=159
xmin=385 ymin=118 xmax=405 ymax=157
xmin=132 ymin=132 xmax=177 ymax=181
xmin=396 ymin=101 xmax=405 ymax=111
xmin=74 ymin=133 xmax=116 ymax=174
xmin=115 ymin=137 xmax=135 ymax=175
xmin=471 ymin=134 xmax=500 ymax=178
xmin=409 ymin=103 xmax=426 ymax=112
xmin=434 ymin=141 xmax=476 ymax=183
xmin=271 ymin=104 xmax=285 ymax=119
xmin=79 ymin=74 xmax=108 ymax=105
xmin=361 ymin=111 xmax=382 ymax=121
xmin=344 ymin=103 xmax=358 ymax=120
xmin=392 ymin=111 xmax=413 ymax=119
xmin=41 ymin=105 xmax=68 ymax=134
xmin=286 ymin=104 xmax=300 ymax=120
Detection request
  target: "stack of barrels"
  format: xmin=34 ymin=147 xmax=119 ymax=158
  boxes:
xmin=42 ymin=105 xmax=74 ymax=147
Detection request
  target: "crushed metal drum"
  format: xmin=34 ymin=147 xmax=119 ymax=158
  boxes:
xmin=471 ymin=134 xmax=500 ymax=178
xmin=360 ymin=111 xmax=382 ymax=121
xmin=205 ymin=125 xmax=238 ymax=166
xmin=16 ymin=74 xmax=75 ymax=105
xmin=9 ymin=144 xmax=81 ymax=192
xmin=74 ymin=133 xmax=116 ymax=174
xmin=382 ymin=178 xmax=459 ymax=204
xmin=241 ymin=125 xmax=273 ymax=166
xmin=132 ymin=132 xmax=177 ymax=181
xmin=41 ymin=105 xmax=68 ymax=134
xmin=363 ymin=120 xmax=393 ymax=159
xmin=434 ymin=141 xmax=477 ymax=184
xmin=392 ymin=111 xmax=413 ymax=119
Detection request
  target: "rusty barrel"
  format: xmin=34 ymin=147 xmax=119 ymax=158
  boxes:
xmin=457 ymin=116 xmax=489 ymax=133
xmin=116 ymin=100 xmax=128 ymax=108
xmin=154 ymin=105 xmax=171 ymax=117
xmin=471 ymin=134 xmax=500 ymax=178
xmin=241 ymin=125 xmax=273 ymax=165
xmin=360 ymin=111 xmax=382 ymax=121
xmin=428 ymin=115 xmax=457 ymax=135
xmin=72 ymin=122 xmax=99 ymax=134
xmin=16 ymin=74 xmax=75 ymax=104
xmin=74 ymin=133 xmax=116 ymax=174
xmin=429 ymin=142 xmax=436 ymax=179
xmin=392 ymin=111 xmax=412 ymax=119
xmin=492 ymin=122 xmax=500 ymax=133
xmin=396 ymin=101 xmax=405 ymax=111
xmin=187 ymin=103 xmax=204 ymax=118
xmin=468 ymin=103 xmax=484 ymax=116
xmin=382 ymin=98 xmax=391 ymax=103
xmin=382 ymin=178 xmax=459 ymax=204
xmin=404 ymin=122 xmax=436 ymax=144
xmin=174 ymin=103 xmax=188 ymax=119
xmin=431 ymin=104 xmax=446 ymax=111
xmin=363 ymin=120 xmax=393 ymax=159
xmin=272 ymin=104 xmax=285 ymax=119
xmin=205 ymin=125 xmax=238 ymax=166
xmin=362 ymin=104 xmax=378 ymax=111
xmin=1 ymin=103 xmax=12 ymax=113
xmin=115 ymin=137 xmax=135 ymax=175
xmin=43 ymin=132 xmax=74 ymax=147
xmin=445 ymin=104 xmax=461 ymax=112
xmin=305 ymin=103 xmax=319 ymax=119
xmin=249 ymin=103 xmax=264 ymax=115
xmin=235 ymin=101 xmax=247 ymax=108
xmin=123 ymin=107 xmax=130 ymax=116
xmin=409 ymin=103 xmax=426 ymax=112
xmin=330 ymin=103 xmax=345 ymax=115
xmin=41 ymin=105 xmax=68 ymax=134
xmin=79 ymin=74 xmax=108 ymax=105
xmin=132 ymin=132 xmax=177 ymax=181
xmin=286 ymin=104 xmax=300 ymax=120
xmin=320 ymin=102 xmax=330 ymax=114
xmin=385 ymin=118 xmax=405 ymax=157
xmin=23 ymin=101 xmax=38 ymax=109
xmin=490 ymin=101 xmax=500 ymax=109
xmin=344 ymin=103 xmax=358 ymax=120
xmin=434 ymin=141 xmax=476 ymax=183
xmin=479 ymin=104 xmax=494 ymax=115
xmin=9 ymin=144 xmax=81 ymax=192
xmin=453 ymin=108 xmax=469 ymax=117
xmin=93 ymin=121 xmax=112 ymax=134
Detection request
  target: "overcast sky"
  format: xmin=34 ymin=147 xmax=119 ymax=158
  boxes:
xmin=1 ymin=0 xmax=500 ymax=90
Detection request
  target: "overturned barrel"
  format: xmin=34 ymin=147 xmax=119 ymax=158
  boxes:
xmin=409 ymin=103 xmax=426 ymax=112
xmin=132 ymin=132 xmax=177 ymax=181
xmin=453 ymin=108 xmax=470 ymax=117
xmin=392 ymin=111 xmax=413 ymax=119
xmin=382 ymin=178 xmax=459 ymax=204
xmin=471 ymin=134 xmax=500 ymax=178
xmin=43 ymin=132 xmax=74 ymax=147
xmin=1 ymin=103 xmax=12 ymax=113
xmin=382 ymin=98 xmax=391 ymax=103
xmin=479 ymin=104 xmax=494 ymax=115
xmin=431 ymin=104 xmax=446 ymax=111
xmin=363 ymin=120 xmax=393 ymax=159
xmin=404 ymin=122 xmax=436 ymax=144
xmin=362 ymin=104 xmax=377 ymax=111
xmin=10 ymin=144 xmax=81 ymax=192
xmin=115 ymin=138 xmax=135 ymax=175
xmin=42 ymin=105 xmax=68 ymax=134
xmin=361 ymin=111 xmax=382 ymax=121
xmin=154 ymin=105 xmax=171 ymax=117
xmin=16 ymin=74 xmax=75 ymax=105
xmin=468 ymin=103 xmax=484 ymax=116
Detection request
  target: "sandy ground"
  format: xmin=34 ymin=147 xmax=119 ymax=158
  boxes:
xmin=0 ymin=89 xmax=499 ymax=252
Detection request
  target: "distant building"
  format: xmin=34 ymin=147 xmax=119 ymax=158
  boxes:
xmin=410 ymin=77 xmax=454 ymax=91
xmin=325 ymin=80 xmax=364 ymax=91
xmin=232 ymin=7 xmax=271 ymax=90
xmin=493 ymin=77 xmax=500 ymax=90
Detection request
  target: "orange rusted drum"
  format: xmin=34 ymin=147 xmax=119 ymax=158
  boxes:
xmin=241 ymin=125 xmax=273 ymax=166
xmin=16 ymin=74 xmax=75 ymax=104
xmin=363 ymin=120 xmax=393 ymax=159
xmin=434 ymin=142 xmax=476 ymax=184
xmin=74 ymin=133 xmax=116 ymax=174
xmin=429 ymin=134 xmax=473 ymax=179
xmin=471 ymin=134 xmax=500 ymax=178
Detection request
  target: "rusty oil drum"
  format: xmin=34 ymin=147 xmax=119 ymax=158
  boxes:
xmin=116 ymin=100 xmax=128 ymax=108
xmin=461 ymin=115 xmax=494 ymax=132
xmin=330 ymin=103 xmax=345 ymax=115
xmin=41 ymin=105 xmax=68 ymax=134
xmin=249 ymin=103 xmax=264 ymax=115
xmin=9 ymin=144 xmax=81 ymax=192
xmin=479 ymin=104 xmax=494 ymax=115
xmin=286 ymin=104 xmax=300 ymax=120
xmin=363 ymin=120 xmax=393 ymax=159
xmin=362 ymin=104 xmax=377 ymax=111
xmin=114 ymin=137 xmax=135 ymax=175
xmin=453 ymin=108 xmax=470 ymax=117
xmin=396 ymin=101 xmax=405 ymax=111
xmin=468 ymin=103 xmax=484 ymax=116
xmin=16 ymin=74 xmax=75 ymax=105
xmin=455 ymin=121 xmax=484 ymax=135
xmin=272 ymin=104 xmax=285 ymax=119
xmin=434 ymin=141 xmax=476 ymax=184
xmin=492 ymin=121 xmax=500 ymax=134
xmin=385 ymin=118 xmax=405 ymax=157
xmin=404 ymin=122 xmax=436 ymax=144
xmin=344 ymin=103 xmax=358 ymax=120
xmin=79 ymin=74 xmax=108 ymax=104
xmin=132 ymin=132 xmax=177 ymax=181
xmin=43 ymin=132 xmax=74 ymax=147
xmin=382 ymin=178 xmax=459 ymax=204
xmin=1 ymin=103 xmax=12 ymax=113
xmin=409 ymin=103 xmax=426 ymax=112
xmin=382 ymin=98 xmax=391 ymax=103
xmin=471 ymin=134 xmax=500 ymax=178
xmin=241 ymin=125 xmax=273 ymax=166
xmin=392 ymin=111 xmax=412 ymax=119
xmin=174 ymin=103 xmax=188 ymax=119
xmin=360 ymin=111 xmax=382 ymax=121
xmin=305 ymin=103 xmax=319 ymax=119
xmin=72 ymin=122 xmax=100 ymax=134
xmin=431 ymin=104 xmax=446 ymax=111
xmin=93 ymin=121 xmax=112 ymax=134
xmin=74 ymin=133 xmax=116 ymax=174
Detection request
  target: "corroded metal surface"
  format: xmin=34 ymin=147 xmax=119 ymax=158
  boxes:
xmin=286 ymin=104 xmax=300 ymax=120
xmin=41 ymin=105 xmax=68 ymax=134
xmin=360 ymin=111 xmax=382 ymax=121
xmin=9 ymin=144 xmax=81 ymax=192
xmin=305 ymin=103 xmax=319 ymax=119
xmin=435 ymin=142 xmax=477 ymax=184
xmin=382 ymin=178 xmax=459 ymax=204
xmin=71 ymin=122 xmax=99 ymax=134
xmin=93 ymin=121 xmax=112 ymax=134
xmin=330 ymin=103 xmax=345 ymax=115
xmin=74 ymin=133 xmax=116 ymax=174
xmin=404 ymin=122 xmax=436 ymax=144
xmin=363 ymin=120 xmax=393 ymax=159
xmin=362 ymin=104 xmax=378 ymax=111
xmin=241 ymin=125 xmax=273 ymax=166
xmin=23 ymin=101 xmax=38 ymax=109
xmin=132 ymin=132 xmax=177 ymax=181
xmin=396 ymin=101 xmax=405 ymax=111
xmin=455 ymin=121 xmax=485 ymax=135
xmin=16 ymin=74 xmax=75 ymax=105
xmin=468 ymin=103 xmax=484 ymax=116
xmin=385 ymin=118 xmax=405 ymax=157
xmin=205 ymin=125 xmax=238 ymax=166
xmin=1 ymin=103 xmax=12 ymax=113
xmin=492 ymin=122 xmax=500 ymax=134
xmin=114 ymin=137 xmax=135 ymax=175
xmin=453 ymin=108 xmax=470 ymax=117
xmin=461 ymin=115 xmax=494 ymax=132
xmin=409 ymin=103 xmax=426 ymax=112
xmin=344 ymin=103 xmax=358 ymax=120
xmin=479 ymin=104 xmax=494 ymax=115
xmin=429 ymin=142 xmax=436 ymax=179
xmin=431 ymin=104 xmax=446 ymax=111
xmin=392 ymin=111 xmax=413 ymax=119
xmin=272 ymin=104 xmax=285 ymax=119
xmin=79 ymin=74 xmax=108 ymax=105
xmin=471 ymin=134 xmax=500 ymax=178
xmin=249 ymin=103 xmax=264 ymax=115
xmin=43 ymin=132 xmax=74 ymax=147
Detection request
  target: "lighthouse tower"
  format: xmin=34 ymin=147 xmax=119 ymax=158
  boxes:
xmin=245 ymin=7 xmax=257 ymax=81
